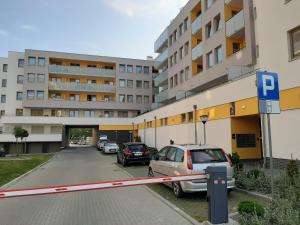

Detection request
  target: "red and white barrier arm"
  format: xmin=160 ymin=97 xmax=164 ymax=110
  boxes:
xmin=0 ymin=174 xmax=206 ymax=199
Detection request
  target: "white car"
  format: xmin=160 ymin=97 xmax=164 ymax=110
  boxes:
xmin=149 ymin=144 xmax=235 ymax=197
xmin=103 ymin=142 xmax=119 ymax=154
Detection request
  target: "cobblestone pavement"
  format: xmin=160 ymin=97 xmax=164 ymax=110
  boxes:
xmin=0 ymin=147 xmax=194 ymax=225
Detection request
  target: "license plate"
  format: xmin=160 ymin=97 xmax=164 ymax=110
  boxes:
xmin=110 ymin=149 xmax=116 ymax=152
xmin=134 ymin=152 xmax=142 ymax=156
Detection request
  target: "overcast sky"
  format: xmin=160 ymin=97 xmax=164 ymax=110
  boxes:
xmin=0 ymin=0 xmax=188 ymax=59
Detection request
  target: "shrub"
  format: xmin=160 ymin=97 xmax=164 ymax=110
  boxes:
xmin=286 ymin=159 xmax=299 ymax=185
xmin=238 ymin=201 xmax=265 ymax=218
xmin=232 ymin=152 xmax=240 ymax=166
xmin=247 ymin=169 xmax=264 ymax=179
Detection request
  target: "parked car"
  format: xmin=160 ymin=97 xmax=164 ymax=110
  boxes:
xmin=103 ymin=142 xmax=119 ymax=154
xmin=148 ymin=144 xmax=235 ymax=198
xmin=97 ymin=140 xmax=108 ymax=150
xmin=117 ymin=143 xmax=150 ymax=166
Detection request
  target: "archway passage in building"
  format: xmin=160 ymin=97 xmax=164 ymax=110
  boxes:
xmin=230 ymin=115 xmax=262 ymax=160
xmin=63 ymin=125 xmax=99 ymax=148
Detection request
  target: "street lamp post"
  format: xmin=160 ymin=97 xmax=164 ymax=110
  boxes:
xmin=154 ymin=116 xmax=157 ymax=149
xmin=200 ymin=114 xmax=209 ymax=145
xmin=193 ymin=105 xmax=197 ymax=145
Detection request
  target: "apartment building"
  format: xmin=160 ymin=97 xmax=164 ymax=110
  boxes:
xmin=0 ymin=50 xmax=154 ymax=153
xmin=153 ymin=0 xmax=255 ymax=107
xmin=136 ymin=0 xmax=300 ymax=168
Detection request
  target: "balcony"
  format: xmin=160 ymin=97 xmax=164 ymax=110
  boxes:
xmin=192 ymin=14 xmax=202 ymax=35
xmin=154 ymin=70 xmax=168 ymax=87
xmin=48 ymin=81 xmax=116 ymax=93
xmin=49 ymin=65 xmax=116 ymax=78
xmin=155 ymin=89 xmax=168 ymax=103
xmin=226 ymin=10 xmax=245 ymax=38
xmin=154 ymin=49 xmax=168 ymax=69
xmin=192 ymin=42 xmax=203 ymax=61
xmin=154 ymin=28 xmax=168 ymax=53
xmin=225 ymin=0 xmax=243 ymax=8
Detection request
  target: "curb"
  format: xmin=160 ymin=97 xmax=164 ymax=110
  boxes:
xmin=234 ymin=187 xmax=272 ymax=201
xmin=118 ymin=165 xmax=202 ymax=225
xmin=0 ymin=154 xmax=56 ymax=190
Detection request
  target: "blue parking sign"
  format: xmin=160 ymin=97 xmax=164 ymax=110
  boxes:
xmin=257 ymin=71 xmax=279 ymax=100
xmin=257 ymin=71 xmax=280 ymax=114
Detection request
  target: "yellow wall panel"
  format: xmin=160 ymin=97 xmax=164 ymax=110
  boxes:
xmin=99 ymin=125 xmax=132 ymax=131
xmin=280 ymin=87 xmax=300 ymax=110
xmin=235 ymin=97 xmax=258 ymax=117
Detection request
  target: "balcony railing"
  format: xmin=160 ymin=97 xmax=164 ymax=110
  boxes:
xmin=154 ymin=49 xmax=168 ymax=69
xmin=192 ymin=14 xmax=202 ymax=35
xmin=226 ymin=10 xmax=245 ymax=37
xmin=155 ymin=89 xmax=168 ymax=103
xmin=154 ymin=70 xmax=168 ymax=87
xmin=154 ymin=28 xmax=168 ymax=53
xmin=192 ymin=42 xmax=203 ymax=61
xmin=48 ymin=81 xmax=116 ymax=93
xmin=49 ymin=65 xmax=116 ymax=78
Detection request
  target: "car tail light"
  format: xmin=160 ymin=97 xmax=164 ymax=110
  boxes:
xmin=221 ymin=148 xmax=232 ymax=167
xmin=124 ymin=149 xmax=133 ymax=157
xmin=187 ymin=150 xmax=193 ymax=170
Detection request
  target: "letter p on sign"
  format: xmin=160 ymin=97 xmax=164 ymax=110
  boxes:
xmin=257 ymin=71 xmax=279 ymax=101
xmin=262 ymin=75 xmax=275 ymax=97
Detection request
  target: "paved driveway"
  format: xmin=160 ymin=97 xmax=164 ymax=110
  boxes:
xmin=0 ymin=147 xmax=194 ymax=225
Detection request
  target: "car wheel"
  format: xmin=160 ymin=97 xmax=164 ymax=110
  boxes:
xmin=117 ymin=155 xmax=120 ymax=164
xmin=148 ymin=168 xmax=154 ymax=177
xmin=122 ymin=158 xmax=127 ymax=167
xmin=172 ymin=182 xmax=184 ymax=198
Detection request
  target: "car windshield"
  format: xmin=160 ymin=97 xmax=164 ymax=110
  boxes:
xmin=191 ymin=149 xmax=227 ymax=164
xmin=127 ymin=144 xmax=146 ymax=152
xmin=106 ymin=143 xmax=117 ymax=146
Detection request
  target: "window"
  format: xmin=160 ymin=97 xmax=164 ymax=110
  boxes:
xmin=233 ymin=42 xmax=241 ymax=54
xmin=170 ymin=77 xmax=173 ymax=88
xmin=184 ymin=42 xmax=189 ymax=56
xmin=181 ymin=113 xmax=186 ymax=123
xmin=70 ymin=78 xmax=79 ymax=83
xmin=27 ymin=90 xmax=35 ymax=100
xmin=87 ymin=95 xmax=96 ymax=102
xmin=290 ymin=26 xmax=300 ymax=59
xmin=104 ymin=95 xmax=112 ymax=102
xmin=17 ymin=75 xmax=23 ymax=84
xmin=144 ymin=81 xmax=150 ymax=89
xmin=119 ymin=94 xmax=125 ymax=103
xmin=2 ymin=64 xmax=7 ymax=72
xmin=174 ymin=74 xmax=178 ymax=86
xmin=87 ymin=80 xmax=96 ymax=84
xmin=28 ymin=57 xmax=36 ymax=65
xmin=214 ymin=14 xmax=221 ymax=32
xmin=38 ymin=57 xmax=46 ymax=66
xmin=127 ymin=80 xmax=133 ymax=88
xmin=185 ymin=67 xmax=190 ymax=81
xmin=2 ymin=79 xmax=6 ymax=87
xmin=0 ymin=110 xmax=5 ymax=116
xmin=136 ymin=80 xmax=142 ymax=88
xmin=84 ymin=111 xmax=95 ymax=118
xmin=174 ymin=52 xmax=178 ymax=64
xmin=136 ymin=95 xmax=142 ymax=104
xmin=184 ymin=17 xmax=188 ymax=31
xmin=206 ymin=22 xmax=212 ymax=38
xmin=16 ymin=92 xmax=23 ymax=100
xmin=16 ymin=109 xmax=23 ymax=116
xmin=173 ymin=30 xmax=177 ymax=42
xmin=179 ymin=47 xmax=183 ymax=60
xmin=215 ymin=46 xmax=223 ymax=64
xmin=197 ymin=64 xmax=203 ymax=73
xmin=18 ymin=59 xmax=24 ymax=68
xmin=175 ymin=149 xmax=184 ymax=162
xmin=52 ymin=77 xmax=61 ymax=82
xmin=136 ymin=65 xmax=142 ymax=74
xmin=170 ymin=56 xmax=173 ymax=67
xmin=207 ymin=51 xmax=214 ymax=68
xmin=70 ymin=63 xmax=80 ymax=67
xmin=36 ymin=91 xmax=44 ymax=100
xmin=1 ymin=95 xmax=6 ymax=103
xmin=179 ymin=23 xmax=183 ymax=36
xmin=50 ymin=93 xmax=61 ymax=100
xmin=119 ymin=64 xmax=126 ymax=73
xmin=166 ymin=147 xmax=176 ymax=161
xmin=206 ymin=0 xmax=214 ymax=9
xmin=87 ymin=65 xmax=96 ymax=68
xmin=37 ymin=74 xmax=45 ymax=83
xmin=31 ymin=126 xmax=44 ymax=134
xmin=143 ymin=66 xmax=150 ymax=74
xmin=127 ymin=65 xmax=133 ymax=73
xmin=144 ymin=96 xmax=150 ymax=104
xmin=169 ymin=35 xmax=173 ymax=46
xmin=188 ymin=111 xmax=194 ymax=122
xmin=70 ymin=94 xmax=80 ymax=101
xmin=69 ymin=110 xmax=79 ymax=117
xmin=180 ymin=70 xmax=184 ymax=83
xmin=119 ymin=79 xmax=126 ymax=87
xmin=236 ymin=134 xmax=256 ymax=148
xmin=118 ymin=111 xmax=128 ymax=118
xmin=127 ymin=95 xmax=133 ymax=103
xmin=27 ymin=73 xmax=35 ymax=83
xmin=104 ymin=111 xmax=114 ymax=118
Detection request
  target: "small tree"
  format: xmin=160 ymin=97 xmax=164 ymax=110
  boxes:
xmin=22 ymin=129 xmax=29 ymax=154
xmin=13 ymin=128 xmax=29 ymax=155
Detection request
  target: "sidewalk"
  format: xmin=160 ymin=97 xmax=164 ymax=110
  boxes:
xmin=0 ymin=147 xmax=196 ymax=225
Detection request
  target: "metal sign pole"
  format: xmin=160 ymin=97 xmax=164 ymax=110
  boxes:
xmin=267 ymin=113 xmax=274 ymax=196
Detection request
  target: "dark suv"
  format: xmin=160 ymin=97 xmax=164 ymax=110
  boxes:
xmin=117 ymin=143 xmax=150 ymax=166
